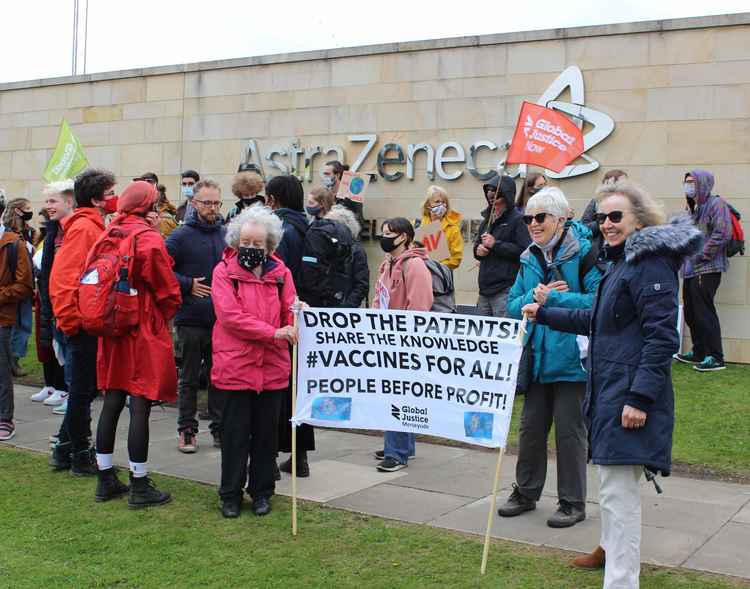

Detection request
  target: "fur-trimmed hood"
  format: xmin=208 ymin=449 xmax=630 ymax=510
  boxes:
xmin=325 ymin=204 xmax=360 ymax=239
xmin=625 ymin=214 xmax=703 ymax=264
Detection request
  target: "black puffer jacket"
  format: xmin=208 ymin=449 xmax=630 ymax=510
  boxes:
xmin=537 ymin=216 xmax=702 ymax=475
xmin=473 ymin=175 xmax=531 ymax=296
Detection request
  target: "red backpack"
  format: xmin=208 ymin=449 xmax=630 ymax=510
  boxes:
xmin=78 ymin=225 xmax=151 ymax=337
xmin=726 ymin=202 xmax=745 ymax=258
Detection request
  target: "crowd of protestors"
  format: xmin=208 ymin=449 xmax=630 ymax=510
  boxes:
xmin=0 ymin=160 xmax=735 ymax=588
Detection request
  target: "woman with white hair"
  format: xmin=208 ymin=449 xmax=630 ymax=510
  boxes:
xmin=211 ymin=206 xmax=298 ymax=519
xmin=497 ymin=187 xmax=602 ymax=528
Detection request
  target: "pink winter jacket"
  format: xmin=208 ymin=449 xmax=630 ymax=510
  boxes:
xmin=211 ymin=249 xmax=296 ymax=392
xmin=373 ymin=246 xmax=434 ymax=311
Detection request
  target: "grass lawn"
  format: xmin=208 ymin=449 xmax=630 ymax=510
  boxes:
xmin=0 ymin=448 xmax=744 ymax=589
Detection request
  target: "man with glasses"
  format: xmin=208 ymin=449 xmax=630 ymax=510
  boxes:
xmin=166 ymin=179 xmax=227 ymax=453
xmin=473 ymin=174 xmax=530 ymax=317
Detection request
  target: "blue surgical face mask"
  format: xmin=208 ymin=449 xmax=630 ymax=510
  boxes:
xmin=683 ymin=183 xmax=696 ymax=199
xmin=305 ymin=205 xmax=322 ymax=218
xmin=181 ymin=185 xmax=194 ymax=199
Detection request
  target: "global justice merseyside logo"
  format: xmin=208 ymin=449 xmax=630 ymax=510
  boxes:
xmin=238 ymin=66 xmax=614 ymax=182
xmin=392 ymin=404 xmax=430 ymax=430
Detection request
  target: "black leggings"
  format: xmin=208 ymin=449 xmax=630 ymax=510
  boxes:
xmin=95 ymin=390 xmax=152 ymax=463
xmin=43 ymin=358 xmax=67 ymax=391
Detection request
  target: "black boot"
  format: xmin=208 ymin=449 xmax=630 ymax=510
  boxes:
xmin=95 ymin=468 xmax=130 ymax=502
xmin=71 ymin=448 xmax=98 ymax=476
xmin=128 ymin=474 xmax=171 ymax=509
xmin=279 ymin=452 xmax=310 ymax=478
xmin=49 ymin=441 xmax=72 ymax=471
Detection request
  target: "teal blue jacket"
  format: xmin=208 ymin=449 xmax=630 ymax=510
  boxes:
xmin=507 ymin=228 xmax=602 ymax=383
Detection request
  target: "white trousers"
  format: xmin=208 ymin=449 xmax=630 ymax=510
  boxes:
xmin=598 ymin=465 xmax=643 ymax=589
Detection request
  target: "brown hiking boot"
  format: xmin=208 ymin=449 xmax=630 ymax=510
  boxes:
xmin=572 ymin=546 xmax=605 ymax=569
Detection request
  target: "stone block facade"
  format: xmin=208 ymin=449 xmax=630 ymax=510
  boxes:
xmin=1 ymin=14 xmax=749 ymax=361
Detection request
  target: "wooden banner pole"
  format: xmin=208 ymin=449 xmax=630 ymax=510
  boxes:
xmin=480 ymin=446 xmax=506 ymax=575
xmin=291 ymin=308 xmax=299 ymax=537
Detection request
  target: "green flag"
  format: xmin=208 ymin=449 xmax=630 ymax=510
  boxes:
xmin=42 ymin=120 xmax=89 ymax=182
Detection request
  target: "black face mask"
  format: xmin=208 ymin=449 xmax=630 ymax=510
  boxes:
xmin=380 ymin=235 xmax=403 ymax=253
xmin=242 ymin=196 xmax=264 ymax=207
xmin=20 ymin=211 xmax=33 ymax=222
xmin=237 ymin=246 xmax=266 ymax=271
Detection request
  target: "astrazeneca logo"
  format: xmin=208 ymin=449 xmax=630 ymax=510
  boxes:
xmin=240 ymin=66 xmax=614 ymax=182
xmin=391 ymin=404 xmax=430 ymax=430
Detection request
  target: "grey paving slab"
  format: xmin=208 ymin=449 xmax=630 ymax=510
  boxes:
xmin=327 ymin=483 xmax=475 ymax=524
xmin=733 ymin=501 xmax=750 ymax=524
xmin=273 ymin=459 xmax=406 ymax=503
xmin=684 ymin=522 xmax=750 ymax=578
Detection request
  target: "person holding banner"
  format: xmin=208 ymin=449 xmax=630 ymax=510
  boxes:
xmin=417 ymin=186 xmax=463 ymax=270
xmin=211 ymin=206 xmax=297 ymax=518
xmin=473 ymin=175 xmax=530 ymax=318
xmin=524 ymin=180 xmax=702 ymax=588
xmin=500 ymin=187 xmax=602 ymax=528
xmin=372 ymin=218 xmax=433 ymax=471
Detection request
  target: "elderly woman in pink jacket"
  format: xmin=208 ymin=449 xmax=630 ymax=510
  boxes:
xmin=211 ymin=205 xmax=297 ymax=519
xmin=373 ymin=217 xmax=434 ymax=473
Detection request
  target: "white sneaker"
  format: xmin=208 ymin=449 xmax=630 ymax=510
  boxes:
xmin=43 ymin=390 xmax=68 ymax=406
xmin=52 ymin=399 xmax=68 ymax=415
xmin=31 ymin=386 xmax=55 ymax=402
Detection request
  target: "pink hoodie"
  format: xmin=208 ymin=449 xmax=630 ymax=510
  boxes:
xmin=211 ymin=249 xmax=296 ymax=392
xmin=373 ymin=246 xmax=434 ymax=311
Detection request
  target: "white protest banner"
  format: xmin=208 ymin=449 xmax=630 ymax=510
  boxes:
xmin=336 ymin=170 xmax=370 ymax=203
xmin=415 ymin=220 xmax=451 ymax=262
xmin=292 ymin=308 xmax=523 ymax=448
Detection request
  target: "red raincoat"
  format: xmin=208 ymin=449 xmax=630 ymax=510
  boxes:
xmin=96 ymin=183 xmax=182 ymax=402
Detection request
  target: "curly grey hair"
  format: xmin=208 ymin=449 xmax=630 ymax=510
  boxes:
xmin=596 ymin=179 xmax=666 ymax=228
xmin=225 ymin=204 xmax=283 ymax=252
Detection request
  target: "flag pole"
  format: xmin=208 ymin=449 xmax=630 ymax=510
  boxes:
xmin=480 ymin=314 xmax=526 ymax=575
xmin=291 ymin=305 xmax=299 ymax=537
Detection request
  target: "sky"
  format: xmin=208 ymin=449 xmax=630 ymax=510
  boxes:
xmin=1 ymin=0 xmax=749 ymax=84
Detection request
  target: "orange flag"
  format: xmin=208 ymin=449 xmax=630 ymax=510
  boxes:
xmin=506 ymin=102 xmax=584 ymax=173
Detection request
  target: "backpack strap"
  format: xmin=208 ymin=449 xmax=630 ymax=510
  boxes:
xmin=577 ymin=247 xmax=598 ymax=291
xmin=6 ymin=240 xmax=17 ymax=281
xmin=285 ymin=216 xmax=308 ymax=239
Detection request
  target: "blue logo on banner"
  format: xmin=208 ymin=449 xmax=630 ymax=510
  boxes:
xmin=464 ymin=412 xmax=494 ymax=440
xmin=311 ymin=397 xmax=352 ymax=421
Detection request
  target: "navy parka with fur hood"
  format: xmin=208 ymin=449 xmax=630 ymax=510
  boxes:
xmin=536 ymin=216 xmax=702 ymax=475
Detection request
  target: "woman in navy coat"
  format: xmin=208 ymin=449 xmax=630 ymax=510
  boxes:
xmin=523 ymin=180 xmax=702 ymax=589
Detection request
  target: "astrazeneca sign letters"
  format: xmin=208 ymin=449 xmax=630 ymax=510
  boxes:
xmin=240 ymin=66 xmax=614 ymax=182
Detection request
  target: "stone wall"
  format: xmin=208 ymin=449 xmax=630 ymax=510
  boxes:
xmin=1 ymin=14 xmax=749 ymax=361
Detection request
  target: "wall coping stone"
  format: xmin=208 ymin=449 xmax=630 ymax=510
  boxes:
xmin=2 ymin=13 xmax=749 ymax=91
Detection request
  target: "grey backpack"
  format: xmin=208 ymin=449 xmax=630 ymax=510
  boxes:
xmin=405 ymin=257 xmax=456 ymax=314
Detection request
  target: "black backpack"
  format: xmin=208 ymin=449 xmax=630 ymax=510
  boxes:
xmin=300 ymin=219 xmax=353 ymax=307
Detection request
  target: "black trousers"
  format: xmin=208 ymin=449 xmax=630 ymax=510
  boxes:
xmin=58 ymin=332 xmax=98 ymax=452
xmin=277 ymin=381 xmax=315 ymax=453
xmin=683 ymin=273 xmax=724 ymax=363
xmin=177 ymin=326 xmax=225 ymax=434
xmin=219 ymin=389 xmax=283 ymax=502
xmin=42 ymin=356 xmax=67 ymax=391
xmin=516 ymin=380 xmax=587 ymax=508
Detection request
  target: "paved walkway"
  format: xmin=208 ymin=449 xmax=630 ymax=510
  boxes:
xmin=5 ymin=385 xmax=750 ymax=580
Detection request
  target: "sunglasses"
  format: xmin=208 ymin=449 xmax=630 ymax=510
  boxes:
xmin=522 ymin=212 xmax=550 ymax=225
xmin=594 ymin=211 xmax=627 ymax=224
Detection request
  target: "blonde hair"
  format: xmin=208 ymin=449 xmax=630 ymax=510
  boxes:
xmin=596 ymin=180 xmax=666 ymax=228
xmin=231 ymin=172 xmax=264 ymax=198
xmin=422 ymin=185 xmax=450 ymax=218
xmin=309 ymin=187 xmax=336 ymax=214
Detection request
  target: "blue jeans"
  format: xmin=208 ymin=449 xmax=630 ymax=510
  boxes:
xmin=10 ymin=296 xmax=32 ymax=360
xmin=384 ymin=431 xmax=416 ymax=465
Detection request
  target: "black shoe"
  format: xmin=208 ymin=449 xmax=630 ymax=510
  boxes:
xmin=547 ymin=501 xmax=586 ymax=528
xmin=497 ymin=484 xmax=536 ymax=517
xmin=71 ymin=448 xmax=98 ymax=476
xmin=212 ymin=431 xmax=222 ymax=449
xmin=273 ymin=461 xmax=281 ymax=481
xmin=279 ymin=454 xmax=310 ymax=478
xmin=376 ymin=457 xmax=407 ymax=472
xmin=128 ymin=474 xmax=172 ymax=509
xmin=374 ymin=449 xmax=415 ymax=460
xmin=251 ymin=497 xmax=271 ymax=516
xmin=221 ymin=498 xmax=241 ymax=518
xmin=95 ymin=467 xmax=130 ymax=502
xmin=49 ymin=441 xmax=72 ymax=471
